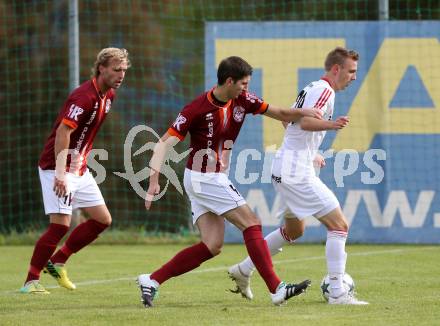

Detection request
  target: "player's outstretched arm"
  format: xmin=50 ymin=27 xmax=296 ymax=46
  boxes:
xmin=145 ymin=132 xmax=180 ymax=210
xmin=300 ymin=116 xmax=349 ymax=131
xmin=53 ymin=123 xmax=74 ymax=198
xmin=263 ymin=105 xmax=322 ymax=122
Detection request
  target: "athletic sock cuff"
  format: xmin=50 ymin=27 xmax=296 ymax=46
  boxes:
xmin=327 ymin=230 xmax=348 ymax=239
xmin=87 ymin=219 xmax=109 ymax=233
xmin=243 ymin=225 xmax=263 ymax=242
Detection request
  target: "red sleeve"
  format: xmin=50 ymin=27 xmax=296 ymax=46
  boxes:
xmin=167 ymin=127 xmax=185 ymax=141
xmin=61 ymin=92 xmax=93 ymax=129
xmin=168 ymin=102 xmax=196 ymax=140
xmin=253 ymin=102 xmax=269 ymax=115
xmin=239 ymin=91 xmax=268 ymax=115
xmin=62 ymin=118 xmax=78 ymax=129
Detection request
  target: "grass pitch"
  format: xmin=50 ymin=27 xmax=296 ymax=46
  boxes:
xmin=1 ymin=244 xmax=439 ymax=325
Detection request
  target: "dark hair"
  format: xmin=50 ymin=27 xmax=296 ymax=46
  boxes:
xmin=324 ymin=47 xmax=359 ymax=71
xmin=217 ymin=56 xmax=253 ymax=85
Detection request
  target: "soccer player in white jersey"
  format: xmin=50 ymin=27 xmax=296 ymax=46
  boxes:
xmin=229 ymin=47 xmax=369 ymax=305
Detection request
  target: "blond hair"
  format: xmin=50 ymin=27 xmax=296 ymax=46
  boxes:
xmin=91 ymin=47 xmax=131 ymax=78
xmin=324 ymin=47 xmax=359 ymax=72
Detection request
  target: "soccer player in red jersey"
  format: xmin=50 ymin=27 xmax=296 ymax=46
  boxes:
xmin=20 ymin=48 xmax=130 ymax=294
xmin=137 ymin=56 xmax=323 ymax=307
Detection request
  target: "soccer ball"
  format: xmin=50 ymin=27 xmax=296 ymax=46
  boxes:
xmin=320 ymin=273 xmax=355 ymax=301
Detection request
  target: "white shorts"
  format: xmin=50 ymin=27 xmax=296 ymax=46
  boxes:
xmin=38 ymin=167 xmax=105 ymax=215
xmin=272 ymin=175 xmax=339 ymax=220
xmin=183 ymin=168 xmax=246 ymax=224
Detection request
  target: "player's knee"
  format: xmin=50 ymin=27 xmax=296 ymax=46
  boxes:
xmin=100 ymin=213 xmax=112 ymax=226
xmin=335 ymin=218 xmax=349 ymax=232
xmin=320 ymin=211 xmax=349 ymax=233
xmin=341 ymin=221 xmax=349 ymax=232
xmin=327 ymin=221 xmax=348 ymax=233
xmin=105 ymin=215 xmax=112 ymax=226
xmin=284 ymin=220 xmax=305 ymax=240
xmin=211 ymin=247 xmax=222 ymax=256
xmin=244 ymin=216 xmax=261 ymax=229
xmin=285 ymin=227 xmax=304 ymax=240
xmin=207 ymin=243 xmax=223 ymax=256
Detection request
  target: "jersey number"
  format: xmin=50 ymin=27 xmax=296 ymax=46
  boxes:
xmin=290 ymin=90 xmax=307 ymax=125
xmin=294 ymin=90 xmax=307 ymax=109
xmin=63 ymin=193 xmax=73 ymax=206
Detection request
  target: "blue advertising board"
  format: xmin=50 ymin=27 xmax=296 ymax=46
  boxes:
xmin=205 ymin=21 xmax=440 ymax=243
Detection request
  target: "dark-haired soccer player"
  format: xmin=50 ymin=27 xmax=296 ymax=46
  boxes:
xmin=137 ymin=56 xmax=323 ymax=307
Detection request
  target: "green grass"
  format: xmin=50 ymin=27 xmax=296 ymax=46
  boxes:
xmin=1 ymin=244 xmax=439 ymax=325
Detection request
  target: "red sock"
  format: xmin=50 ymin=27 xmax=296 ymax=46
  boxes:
xmin=49 ymin=245 xmax=72 ymax=265
xmin=151 ymin=242 xmax=213 ymax=284
xmin=243 ymin=225 xmax=281 ymax=293
xmin=25 ymin=223 xmax=69 ymax=283
xmin=51 ymin=219 xmax=108 ymax=265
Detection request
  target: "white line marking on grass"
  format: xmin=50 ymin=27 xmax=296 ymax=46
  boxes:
xmin=3 ymin=246 xmax=437 ymax=295
xmin=192 ymin=246 xmax=438 ymax=273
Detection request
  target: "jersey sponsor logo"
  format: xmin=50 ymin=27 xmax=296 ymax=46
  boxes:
xmin=206 ymin=112 xmax=213 ymax=120
xmin=207 ymin=121 xmax=214 ymax=138
xmin=233 ymin=106 xmax=245 ymax=122
xmin=74 ymin=126 xmax=88 ymax=153
xmin=86 ymin=111 xmax=97 ymax=125
xmin=173 ymin=113 xmax=187 ymax=131
xmin=105 ymin=99 xmax=112 ymax=113
xmin=68 ymin=104 xmax=84 ymax=121
xmin=205 ymin=117 xmax=215 ymax=157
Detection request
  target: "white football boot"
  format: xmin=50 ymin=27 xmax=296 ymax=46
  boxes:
xmin=329 ymin=291 xmax=369 ymax=305
xmin=137 ymin=274 xmax=159 ymax=307
xmin=228 ymin=264 xmax=254 ymax=300
xmin=271 ymin=280 xmax=311 ymax=305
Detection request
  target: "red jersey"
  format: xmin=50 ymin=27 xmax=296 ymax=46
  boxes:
xmin=168 ymin=88 xmax=268 ymax=173
xmin=39 ymin=78 xmax=115 ymax=175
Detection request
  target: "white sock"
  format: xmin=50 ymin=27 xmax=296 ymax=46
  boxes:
xmin=326 ymin=230 xmax=348 ymax=298
xmin=238 ymin=227 xmax=291 ymax=276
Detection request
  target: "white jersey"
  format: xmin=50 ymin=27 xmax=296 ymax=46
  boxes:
xmin=274 ymin=78 xmax=335 ymax=180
